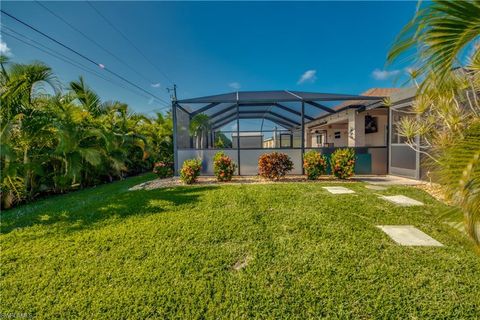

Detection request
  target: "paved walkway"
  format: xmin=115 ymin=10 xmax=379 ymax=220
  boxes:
xmin=355 ymin=175 xmax=425 ymax=186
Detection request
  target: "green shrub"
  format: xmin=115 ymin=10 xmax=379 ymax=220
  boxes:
xmin=180 ymin=159 xmax=202 ymax=184
xmin=258 ymin=152 xmax=293 ymax=180
xmin=0 ymin=177 xmax=26 ymax=209
xmin=330 ymin=148 xmax=356 ymax=179
xmin=153 ymin=161 xmax=174 ymax=179
xmin=213 ymin=152 xmax=236 ymax=182
xmin=303 ymin=150 xmax=328 ymax=180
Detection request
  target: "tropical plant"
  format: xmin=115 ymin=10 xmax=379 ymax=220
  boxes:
xmin=213 ymin=151 xmax=236 ymax=182
xmin=214 ymin=132 xmax=232 ymax=148
xmin=388 ymin=0 xmax=480 ymax=86
xmin=330 ymin=148 xmax=355 ymax=179
xmin=153 ymin=161 xmax=174 ymax=179
xmin=0 ymin=57 xmax=174 ymax=208
xmin=303 ymin=150 xmax=328 ymax=180
xmin=189 ymin=114 xmax=211 ymax=149
xmin=388 ymin=0 xmax=480 ymax=245
xmin=258 ymin=152 xmax=293 ymax=180
xmin=180 ymin=159 xmax=202 ymax=184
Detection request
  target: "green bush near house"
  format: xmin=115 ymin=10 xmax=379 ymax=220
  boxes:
xmin=213 ymin=152 xmax=236 ymax=182
xmin=180 ymin=159 xmax=202 ymax=184
xmin=152 ymin=161 xmax=174 ymax=179
xmin=303 ymin=150 xmax=328 ymax=180
xmin=330 ymin=148 xmax=356 ymax=179
xmin=258 ymin=152 xmax=293 ymax=180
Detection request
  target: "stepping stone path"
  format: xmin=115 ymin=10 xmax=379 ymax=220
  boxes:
xmin=377 ymin=225 xmax=444 ymax=246
xmin=365 ymin=185 xmax=387 ymax=191
xmin=322 ymin=186 xmax=355 ymax=194
xmin=380 ymin=195 xmax=423 ymax=206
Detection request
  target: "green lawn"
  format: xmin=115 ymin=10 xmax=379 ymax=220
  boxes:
xmin=2 ymin=174 xmax=479 ymax=319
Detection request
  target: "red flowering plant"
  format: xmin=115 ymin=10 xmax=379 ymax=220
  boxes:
xmin=330 ymin=148 xmax=356 ymax=179
xmin=303 ymin=150 xmax=328 ymax=180
xmin=180 ymin=159 xmax=202 ymax=184
xmin=258 ymin=152 xmax=294 ymax=180
xmin=152 ymin=161 xmax=174 ymax=179
xmin=213 ymin=152 xmax=236 ymax=182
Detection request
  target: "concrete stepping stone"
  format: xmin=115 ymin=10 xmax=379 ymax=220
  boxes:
xmin=365 ymin=185 xmax=387 ymax=191
xmin=322 ymin=186 xmax=355 ymax=194
xmin=377 ymin=225 xmax=444 ymax=246
xmin=380 ymin=195 xmax=423 ymax=206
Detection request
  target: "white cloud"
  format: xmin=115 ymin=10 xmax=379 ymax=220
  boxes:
xmin=228 ymin=82 xmax=241 ymax=90
xmin=147 ymin=97 xmax=154 ymax=105
xmin=372 ymin=68 xmax=400 ymax=80
xmin=151 ymin=82 xmax=161 ymax=88
xmin=0 ymin=36 xmax=12 ymax=56
xmin=297 ymin=69 xmax=317 ymax=84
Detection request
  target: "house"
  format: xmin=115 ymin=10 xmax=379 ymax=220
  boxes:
xmin=172 ymin=88 xmax=421 ymax=178
xmin=305 ymin=88 xmax=399 ymax=148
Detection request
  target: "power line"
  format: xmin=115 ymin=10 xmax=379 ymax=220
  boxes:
xmin=34 ymin=0 xmax=165 ymax=90
xmin=1 ymin=9 xmax=172 ymax=107
xmin=2 ymin=29 xmax=170 ymax=111
xmin=86 ymin=1 xmax=175 ymax=85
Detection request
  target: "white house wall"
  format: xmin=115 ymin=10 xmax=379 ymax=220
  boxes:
xmin=306 ymin=109 xmax=388 ymax=148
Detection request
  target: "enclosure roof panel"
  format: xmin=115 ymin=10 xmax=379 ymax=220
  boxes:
xmin=177 ymin=90 xmax=383 ymax=104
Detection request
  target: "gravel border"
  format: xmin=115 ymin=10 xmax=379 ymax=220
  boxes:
xmin=129 ymin=175 xmax=355 ymax=191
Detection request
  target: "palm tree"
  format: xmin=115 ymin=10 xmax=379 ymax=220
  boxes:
xmin=69 ymin=76 xmax=102 ymax=116
xmin=388 ymin=0 xmax=480 ymax=245
xmin=189 ymin=114 xmax=211 ymax=149
xmin=388 ymin=0 xmax=480 ymax=85
xmin=0 ymin=58 xmax=175 ymax=208
xmin=0 ymin=60 xmax=60 ymax=199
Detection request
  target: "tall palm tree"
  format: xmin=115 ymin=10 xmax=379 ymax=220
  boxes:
xmin=189 ymin=114 xmax=211 ymax=149
xmin=48 ymin=96 xmax=104 ymax=191
xmin=0 ymin=60 xmax=60 ymax=199
xmin=388 ymin=0 xmax=480 ymax=245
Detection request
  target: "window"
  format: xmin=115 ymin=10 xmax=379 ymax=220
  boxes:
xmin=334 ymin=131 xmax=341 ymax=139
xmin=391 ymin=109 xmax=414 ymax=144
xmin=316 ymin=134 xmax=323 ymax=146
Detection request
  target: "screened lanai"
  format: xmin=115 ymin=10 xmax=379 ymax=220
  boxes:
xmin=173 ymin=90 xmax=383 ymax=175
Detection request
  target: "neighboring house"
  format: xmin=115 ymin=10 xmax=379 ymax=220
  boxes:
xmin=232 ymin=132 xmax=264 ymax=148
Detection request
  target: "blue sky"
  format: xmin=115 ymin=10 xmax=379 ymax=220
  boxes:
xmin=1 ymin=1 xmax=417 ymax=115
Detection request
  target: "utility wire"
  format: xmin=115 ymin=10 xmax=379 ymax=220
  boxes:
xmin=1 ymin=9 xmax=171 ymax=106
xmin=86 ymin=1 xmax=175 ymax=85
xmin=3 ymin=29 xmax=170 ymax=111
xmin=34 ymin=0 xmax=164 ymax=90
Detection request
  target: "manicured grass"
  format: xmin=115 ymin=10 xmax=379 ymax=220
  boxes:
xmin=2 ymin=174 xmax=479 ymax=318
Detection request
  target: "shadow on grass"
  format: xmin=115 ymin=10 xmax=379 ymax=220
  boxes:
xmin=1 ymin=183 xmax=217 ymax=235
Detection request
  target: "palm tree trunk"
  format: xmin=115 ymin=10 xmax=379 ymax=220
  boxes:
xmin=23 ymin=147 xmax=30 ymax=199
